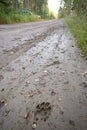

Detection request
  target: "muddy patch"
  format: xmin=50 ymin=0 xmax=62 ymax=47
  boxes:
xmin=1 ymin=26 xmax=59 ymax=67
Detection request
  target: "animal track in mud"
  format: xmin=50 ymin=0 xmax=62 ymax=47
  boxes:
xmin=34 ymin=102 xmax=52 ymax=122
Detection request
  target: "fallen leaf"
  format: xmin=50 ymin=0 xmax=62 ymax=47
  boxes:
xmin=24 ymin=112 xmax=30 ymax=119
xmin=11 ymin=77 xmax=17 ymax=80
xmin=0 ymin=99 xmax=8 ymax=108
xmin=35 ymin=117 xmax=39 ymax=121
xmin=22 ymin=67 xmax=26 ymax=70
xmin=69 ymin=120 xmax=75 ymax=126
xmin=4 ymin=102 xmax=8 ymax=106
xmin=28 ymin=92 xmax=33 ymax=97
xmin=83 ymin=71 xmax=87 ymax=75
xmin=45 ymin=61 xmax=60 ymax=67
xmin=1 ymin=88 xmax=4 ymax=92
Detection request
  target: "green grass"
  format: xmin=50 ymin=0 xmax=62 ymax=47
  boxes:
xmin=0 ymin=3 xmax=54 ymax=24
xmin=0 ymin=12 xmax=39 ymax=24
xmin=65 ymin=15 xmax=87 ymax=57
xmin=0 ymin=3 xmax=40 ymax=24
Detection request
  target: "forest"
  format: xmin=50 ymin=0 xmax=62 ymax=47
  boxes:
xmin=59 ymin=0 xmax=87 ymax=17
xmin=0 ymin=0 xmax=54 ymax=24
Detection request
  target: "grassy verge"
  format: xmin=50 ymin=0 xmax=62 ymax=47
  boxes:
xmin=0 ymin=3 xmax=40 ymax=24
xmin=65 ymin=15 xmax=87 ymax=57
xmin=0 ymin=12 xmax=40 ymax=24
xmin=0 ymin=3 xmax=54 ymax=24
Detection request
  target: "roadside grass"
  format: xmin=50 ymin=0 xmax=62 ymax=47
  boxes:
xmin=0 ymin=3 xmax=55 ymax=24
xmin=65 ymin=15 xmax=87 ymax=57
xmin=0 ymin=4 xmax=39 ymax=24
xmin=0 ymin=13 xmax=39 ymax=24
xmin=9 ymin=13 xmax=39 ymax=23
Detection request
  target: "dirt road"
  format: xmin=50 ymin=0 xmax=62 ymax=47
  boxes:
xmin=0 ymin=19 xmax=87 ymax=130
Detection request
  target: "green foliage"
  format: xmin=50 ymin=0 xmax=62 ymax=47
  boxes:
xmin=41 ymin=13 xmax=55 ymax=19
xmin=65 ymin=15 xmax=87 ymax=57
xmin=73 ymin=0 xmax=87 ymax=15
xmin=0 ymin=0 xmax=11 ymax=6
xmin=29 ymin=0 xmax=48 ymax=16
xmin=61 ymin=0 xmax=87 ymax=16
xmin=0 ymin=3 xmax=5 ymax=13
xmin=58 ymin=7 xmax=66 ymax=18
xmin=0 ymin=0 xmax=51 ymax=24
xmin=0 ymin=4 xmax=39 ymax=24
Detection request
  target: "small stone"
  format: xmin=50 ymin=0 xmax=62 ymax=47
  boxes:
xmin=32 ymin=123 xmax=37 ymax=129
xmin=35 ymin=79 xmax=39 ymax=82
xmin=26 ymin=80 xmax=30 ymax=84
xmin=10 ymin=51 xmax=14 ymax=55
xmin=58 ymin=97 xmax=62 ymax=102
xmin=44 ymin=70 xmax=48 ymax=73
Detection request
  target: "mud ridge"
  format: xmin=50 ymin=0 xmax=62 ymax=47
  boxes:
xmin=1 ymin=26 xmax=58 ymax=67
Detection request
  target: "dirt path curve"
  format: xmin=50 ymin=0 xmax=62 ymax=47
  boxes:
xmin=0 ymin=19 xmax=87 ymax=130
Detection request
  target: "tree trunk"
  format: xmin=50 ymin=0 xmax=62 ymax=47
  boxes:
xmin=14 ymin=0 xmax=19 ymax=9
xmin=23 ymin=0 xmax=29 ymax=9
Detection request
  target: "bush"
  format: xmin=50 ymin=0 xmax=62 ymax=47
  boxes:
xmin=0 ymin=3 xmax=39 ymax=24
xmin=58 ymin=7 xmax=66 ymax=18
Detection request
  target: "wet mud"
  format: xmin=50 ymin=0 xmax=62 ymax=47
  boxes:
xmin=0 ymin=19 xmax=87 ymax=130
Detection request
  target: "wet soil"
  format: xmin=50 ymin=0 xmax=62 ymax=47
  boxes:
xmin=0 ymin=19 xmax=87 ymax=130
